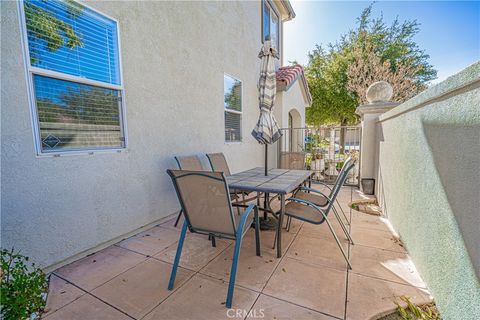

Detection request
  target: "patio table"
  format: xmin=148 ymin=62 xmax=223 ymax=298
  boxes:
xmin=227 ymin=167 xmax=313 ymax=258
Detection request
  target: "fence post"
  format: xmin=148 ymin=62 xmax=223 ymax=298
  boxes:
xmin=355 ymin=81 xmax=399 ymax=195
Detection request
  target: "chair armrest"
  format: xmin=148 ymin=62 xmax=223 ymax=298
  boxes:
xmin=314 ymin=182 xmax=333 ymax=191
xmin=299 ymin=187 xmax=332 ymax=202
xmin=286 ymin=197 xmax=328 ymax=220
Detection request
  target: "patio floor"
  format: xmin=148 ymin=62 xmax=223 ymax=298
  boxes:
xmin=42 ymin=186 xmax=432 ymax=320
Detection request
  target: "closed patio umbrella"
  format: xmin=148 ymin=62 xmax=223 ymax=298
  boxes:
xmin=252 ymin=40 xmax=282 ymax=176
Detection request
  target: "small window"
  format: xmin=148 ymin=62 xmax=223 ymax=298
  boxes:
xmin=262 ymin=0 xmax=280 ymax=51
xmin=224 ymin=74 xmax=242 ymax=142
xmin=19 ymin=0 xmax=126 ymax=154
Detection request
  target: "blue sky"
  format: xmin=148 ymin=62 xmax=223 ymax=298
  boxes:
xmin=284 ymin=1 xmax=480 ymax=83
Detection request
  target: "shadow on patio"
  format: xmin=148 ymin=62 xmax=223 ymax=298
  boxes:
xmin=42 ymin=186 xmax=431 ymax=320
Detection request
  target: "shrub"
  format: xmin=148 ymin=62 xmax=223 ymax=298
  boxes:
xmin=1 ymin=249 xmax=48 ymax=320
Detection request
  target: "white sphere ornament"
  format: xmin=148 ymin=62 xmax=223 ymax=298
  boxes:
xmin=366 ymin=81 xmax=393 ymax=103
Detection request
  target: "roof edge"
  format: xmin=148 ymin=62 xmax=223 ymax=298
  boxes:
xmin=280 ymin=0 xmax=296 ymax=21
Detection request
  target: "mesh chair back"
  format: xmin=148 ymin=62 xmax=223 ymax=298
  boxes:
xmin=328 ymin=156 xmax=353 ymax=197
xmin=167 ymin=170 xmax=236 ymax=236
xmin=279 ymin=152 xmax=306 ymax=170
xmin=324 ymin=161 xmax=356 ymax=213
xmin=175 ymin=155 xmax=204 ymax=171
xmin=206 ymin=153 xmax=231 ymax=176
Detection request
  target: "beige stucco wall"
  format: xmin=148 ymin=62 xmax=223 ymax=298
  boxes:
xmin=0 ymin=1 xmax=303 ymax=270
xmin=269 ymin=80 xmax=308 ymax=166
xmin=376 ymin=62 xmax=480 ymax=319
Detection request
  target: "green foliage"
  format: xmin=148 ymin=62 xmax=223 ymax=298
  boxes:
xmin=396 ymin=296 xmax=441 ymax=320
xmin=224 ymin=81 xmax=242 ymax=111
xmin=1 ymin=249 xmax=48 ymax=320
xmin=24 ymin=1 xmax=83 ymax=63
xmin=305 ymin=3 xmax=437 ymax=126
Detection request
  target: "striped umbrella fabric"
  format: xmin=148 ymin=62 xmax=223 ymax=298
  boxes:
xmin=251 ymin=41 xmax=282 ymax=144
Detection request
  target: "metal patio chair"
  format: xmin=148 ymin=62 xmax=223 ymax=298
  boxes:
xmin=206 ymin=152 xmax=232 ymax=175
xmin=172 ymin=155 xmax=205 ymax=227
xmin=206 ymin=153 xmax=256 ymax=205
xmin=279 ymin=151 xmax=306 ymax=170
xmin=294 ymin=156 xmax=353 ymax=230
xmin=166 ymin=169 xmax=261 ymax=308
xmin=283 ymin=160 xmax=357 ymax=269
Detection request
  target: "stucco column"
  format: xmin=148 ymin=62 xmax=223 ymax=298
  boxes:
xmin=355 ymin=82 xmax=399 ymax=194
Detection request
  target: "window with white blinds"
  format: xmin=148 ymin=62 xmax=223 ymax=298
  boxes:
xmin=19 ymin=0 xmax=126 ymax=154
xmin=224 ymin=74 xmax=242 ymax=142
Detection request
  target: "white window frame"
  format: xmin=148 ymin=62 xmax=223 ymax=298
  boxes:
xmin=262 ymin=0 xmax=280 ymax=52
xmin=17 ymin=0 xmax=128 ymax=157
xmin=224 ymin=73 xmax=243 ymax=143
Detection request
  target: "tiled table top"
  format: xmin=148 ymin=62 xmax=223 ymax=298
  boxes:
xmin=227 ymin=167 xmax=313 ymax=194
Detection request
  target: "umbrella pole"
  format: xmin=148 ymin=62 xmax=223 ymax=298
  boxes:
xmin=264 ymin=144 xmax=268 ymax=176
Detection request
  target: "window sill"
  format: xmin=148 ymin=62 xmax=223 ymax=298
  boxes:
xmin=35 ymin=148 xmax=127 ymax=158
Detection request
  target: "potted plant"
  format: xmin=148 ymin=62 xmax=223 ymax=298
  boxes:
xmin=1 ymin=249 xmax=48 ymax=320
xmin=310 ymin=151 xmax=325 ymax=180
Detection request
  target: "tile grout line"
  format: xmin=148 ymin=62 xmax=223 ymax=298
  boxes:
xmin=139 ymin=224 xmax=236 ymax=319
xmin=243 ymin=217 xmax=302 ymax=320
xmin=52 ymin=273 xmax=136 ymax=320
xmin=259 ymin=291 xmax=344 ymax=320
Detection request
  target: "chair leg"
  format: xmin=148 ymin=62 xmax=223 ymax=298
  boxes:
xmin=173 ymin=209 xmax=183 ymax=227
xmin=332 ymin=206 xmax=354 ymax=245
xmin=254 ymin=207 xmax=261 ymax=256
xmin=323 ymin=215 xmax=352 ymax=270
xmin=226 ymin=236 xmax=243 ymax=308
xmin=335 ymin=198 xmax=350 ymax=225
xmin=286 ymin=216 xmax=292 ymax=232
xmin=168 ymin=220 xmax=188 ymax=290
xmin=211 ymin=235 xmax=216 ymax=247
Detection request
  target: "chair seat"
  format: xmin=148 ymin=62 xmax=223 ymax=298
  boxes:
xmin=285 ymin=201 xmax=324 ymax=224
xmin=294 ymin=191 xmax=328 ymax=207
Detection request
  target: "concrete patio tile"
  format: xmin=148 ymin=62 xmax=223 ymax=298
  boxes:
xmin=200 ymin=236 xmax=280 ymax=292
xmin=142 ymin=274 xmax=258 ymax=320
xmin=350 ymin=211 xmax=392 ymax=233
xmin=42 ymin=275 xmax=86 ymax=317
xmin=158 ymin=214 xmax=184 ymax=231
xmin=91 ymin=258 xmax=193 ymax=319
xmin=117 ymin=226 xmax=180 ymax=256
xmin=346 ymin=273 xmax=432 ymax=320
xmin=299 ymin=219 xmax=350 ymax=243
xmin=242 ymin=228 xmax=295 ymax=257
xmin=42 ymin=293 xmax=131 ymax=320
xmin=351 ymin=226 xmax=406 ymax=253
xmin=283 ymin=217 xmax=303 ymax=234
xmin=250 ymin=294 xmax=337 ymax=320
xmin=263 ymin=257 xmax=347 ymax=318
xmin=286 ymin=235 xmax=348 ymax=271
xmin=155 ymin=233 xmax=230 ymax=271
xmin=55 ymin=246 xmax=146 ymax=291
xmin=350 ymin=244 xmax=426 ymax=288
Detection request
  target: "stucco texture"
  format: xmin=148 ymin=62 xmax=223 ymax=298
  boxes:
xmin=1 ymin=1 xmax=302 ymax=269
xmin=377 ymin=62 xmax=480 ymax=319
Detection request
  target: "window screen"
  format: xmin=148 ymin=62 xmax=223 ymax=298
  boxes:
xmin=224 ymin=74 xmax=242 ymax=142
xmin=21 ymin=0 xmax=126 ymax=154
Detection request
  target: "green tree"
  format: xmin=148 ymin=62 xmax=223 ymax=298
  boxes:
xmin=306 ymin=4 xmax=437 ymax=128
xmin=24 ymin=1 xmax=83 ymax=63
xmin=37 ymin=87 xmax=120 ymax=126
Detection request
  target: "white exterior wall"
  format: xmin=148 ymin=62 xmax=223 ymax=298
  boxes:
xmin=0 ymin=1 xmax=301 ymax=270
